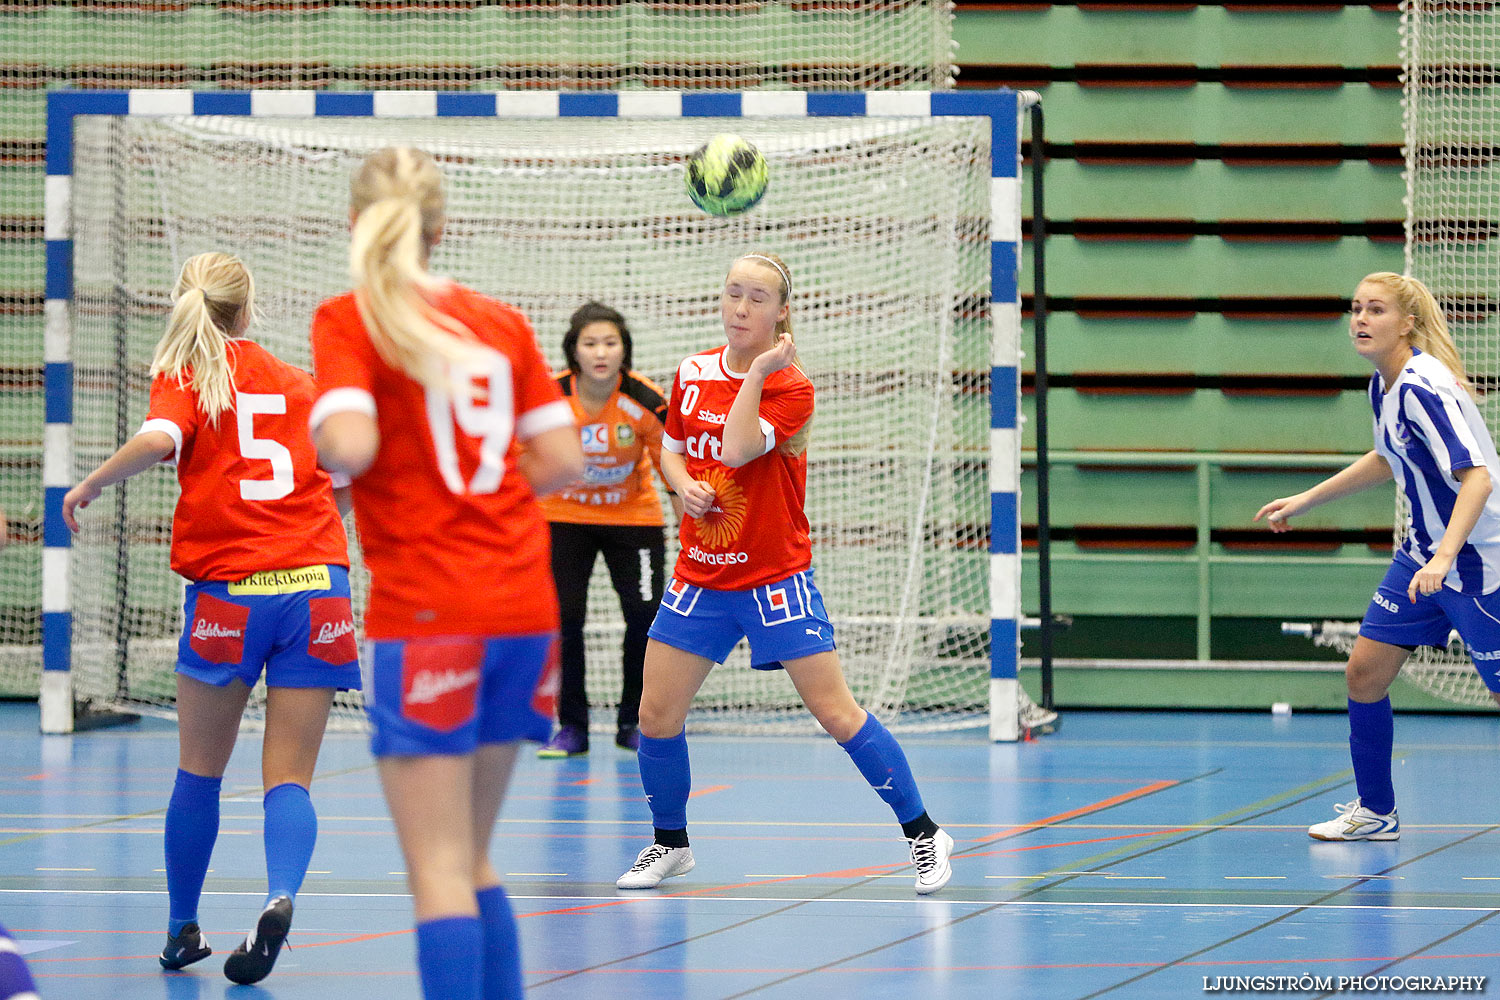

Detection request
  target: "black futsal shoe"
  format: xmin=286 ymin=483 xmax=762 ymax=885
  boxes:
xmin=223 ymin=895 xmax=293 ymax=985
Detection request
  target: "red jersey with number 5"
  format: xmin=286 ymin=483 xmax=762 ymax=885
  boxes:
xmin=663 ymin=346 xmax=814 ymax=590
xmin=309 ymin=282 xmax=574 ymax=639
xmin=141 ymin=339 xmax=349 ymax=582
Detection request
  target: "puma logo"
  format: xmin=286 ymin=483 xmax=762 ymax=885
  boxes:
xmin=805 ymin=627 xmax=823 ymax=638
xmin=872 ymin=777 xmax=894 ymax=791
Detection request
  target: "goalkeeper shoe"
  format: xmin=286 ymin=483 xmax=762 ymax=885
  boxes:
xmin=1308 ymin=799 xmax=1400 ymax=841
xmin=159 ymin=923 xmax=211 ymax=970
xmin=538 ymin=726 xmax=589 ymax=759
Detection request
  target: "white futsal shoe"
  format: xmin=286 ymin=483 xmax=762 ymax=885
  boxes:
xmin=1308 ymin=799 xmax=1400 ymax=841
xmin=617 ymin=844 xmax=695 ymax=889
xmin=910 ymin=828 xmax=955 ymax=894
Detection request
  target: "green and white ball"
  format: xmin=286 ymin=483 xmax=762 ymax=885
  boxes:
xmin=684 ymin=134 xmax=769 ymax=217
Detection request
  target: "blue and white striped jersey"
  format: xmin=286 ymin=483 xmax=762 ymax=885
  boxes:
xmin=1372 ymin=349 xmax=1500 ymax=595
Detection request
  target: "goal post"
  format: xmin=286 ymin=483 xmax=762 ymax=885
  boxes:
xmin=42 ymin=87 xmax=1025 ymax=738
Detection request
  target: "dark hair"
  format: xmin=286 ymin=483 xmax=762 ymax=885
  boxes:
xmin=562 ymin=301 xmax=632 ymax=375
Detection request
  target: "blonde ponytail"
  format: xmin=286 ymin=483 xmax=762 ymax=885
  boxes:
xmin=1360 ymin=271 xmax=1473 ymax=395
xmin=349 ymin=146 xmax=477 ymax=385
xmin=151 ymin=252 xmax=253 ymax=427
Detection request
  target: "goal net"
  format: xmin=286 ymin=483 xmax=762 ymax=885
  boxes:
xmin=1402 ymin=1 xmax=1500 ymax=707
xmin=0 ymin=0 xmax=957 ymax=708
xmin=65 ymin=107 xmax=999 ymax=733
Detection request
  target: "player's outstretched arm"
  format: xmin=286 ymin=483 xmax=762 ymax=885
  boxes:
xmin=518 ymin=424 xmax=584 ymax=498
xmin=1254 ymin=449 xmax=1391 ymax=532
xmin=62 ymin=431 xmax=175 ymax=532
xmin=314 ymin=411 xmax=379 ymax=479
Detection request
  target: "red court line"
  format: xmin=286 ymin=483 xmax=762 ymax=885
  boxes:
xmin=687 ymin=784 xmax=732 ymax=799
xmin=966 ymin=828 xmax=1196 ymax=858
xmin=973 ymin=779 xmax=1179 ymax=844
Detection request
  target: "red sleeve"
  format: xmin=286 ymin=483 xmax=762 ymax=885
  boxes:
xmin=507 ymin=310 xmax=564 ymax=420
xmin=663 ymin=367 xmax=685 ymax=448
xmin=308 ymin=299 xmax=381 ymax=432
xmin=310 ymin=299 xmax=375 ymax=396
xmin=759 ymin=373 xmax=814 ymax=442
xmin=145 ymin=372 xmax=200 ymax=445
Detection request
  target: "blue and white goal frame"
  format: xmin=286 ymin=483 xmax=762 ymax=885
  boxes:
xmin=41 ymin=88 xmax=1025 ymax=739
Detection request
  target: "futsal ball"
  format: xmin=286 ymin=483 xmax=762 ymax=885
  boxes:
xmin=684 ymin=134 xmax=769 ymax=217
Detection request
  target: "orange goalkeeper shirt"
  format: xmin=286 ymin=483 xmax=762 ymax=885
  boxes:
xmin=537 ymin=370 xmax=668 ymax=527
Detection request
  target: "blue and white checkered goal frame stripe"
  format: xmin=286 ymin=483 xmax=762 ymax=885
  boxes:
xmin=41 ymin=88 xmax=1023 ymax=726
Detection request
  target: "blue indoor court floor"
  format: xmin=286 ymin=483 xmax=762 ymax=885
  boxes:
xmin=2 ymin=701 xmax=1499 ymax=999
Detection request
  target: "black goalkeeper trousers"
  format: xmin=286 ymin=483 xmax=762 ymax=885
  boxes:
xmin=548 ymin=520 xmax=667 ymax=732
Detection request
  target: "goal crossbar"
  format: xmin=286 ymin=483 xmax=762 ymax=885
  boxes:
xmin=41 ymin=87 xmax=1024 ymax=739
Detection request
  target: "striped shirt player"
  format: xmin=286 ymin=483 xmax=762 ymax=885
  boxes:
xmin=617 ymin=251 xmax=955 ymax=898
xmin=61 ymin=252 xmax=357 ymax=985
xmin=1256 ymin=272 xmax=1500 ymax=845
xmin=1371 ymin=349 xmax=1500 ymax=594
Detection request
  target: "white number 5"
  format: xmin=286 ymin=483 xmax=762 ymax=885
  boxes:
xmin=426 ymin=351 xmax=515 ymax=495
xmin=236 ymin=392 xmax=294 ymax=501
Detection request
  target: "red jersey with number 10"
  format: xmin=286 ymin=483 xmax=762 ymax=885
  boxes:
xmin=141 ymin=339 xmax=349 ymax=582
xmin=309 ymin=282 xmax=574 ymax=639
xmin=663 ymin=346 xmax=814 ymax=590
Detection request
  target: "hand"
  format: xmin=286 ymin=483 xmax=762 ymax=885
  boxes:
xmin=1254 ymin=494 xmax=1306 ymax=533
xmin=750 ymin=333 xmax=797 ymax=379
xmin=1408 ymin=554 xmax=1453 ymax=602
xmin=680 ymin=479 xmax=717 ymax=519
xmin=62 ymin=480 xmax=101 ymax=533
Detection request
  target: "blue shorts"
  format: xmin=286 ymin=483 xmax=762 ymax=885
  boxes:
xmin=364 ymin=632 xmax=559 ymax=757
xmin=647 ymin=569 xmax=836 ymax=670
xmin=1359 ymin=551 xmax=1500 ymax=692
xmin=178 ymin=564 xmax=360 ymax=690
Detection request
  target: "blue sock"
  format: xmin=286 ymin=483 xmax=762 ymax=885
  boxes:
xmin=476 ymin=886 xmax=522 ymax=1000
xmin=1348 ymin=697 xmax=1396 ymax=815
xmin=263 ymin=782 xmax=317 ymax=904
xmin=839 ymin=712 xmax=926 ymax=824
xmin=638 ymin=730 xmax=691 ymax=830
xmin=164 ymin=769 xmax=222 ymax=936
xmin=416 ymin=915 xmax=483 ymax=1000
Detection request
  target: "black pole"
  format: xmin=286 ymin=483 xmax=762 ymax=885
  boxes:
xmin=1029 ymin=100 xmax=1054 ymax=712
xmin=110 ymin=118 xmax=131 ymax=701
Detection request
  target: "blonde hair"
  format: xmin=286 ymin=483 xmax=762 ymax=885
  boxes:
xmin=1359 ymin=272 xmax=1472 ymax=395
xmin=150 ymin=252 xmax=253 ymax=427
xmin=349 ymin=146 xmax=477 ymax=385
xmin=733 ymin=250 xmax=811 ymax=456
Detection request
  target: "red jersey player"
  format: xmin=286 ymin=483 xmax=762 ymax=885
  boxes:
xmin=616 ymin=251 xmax=955 ymax=896
xmin=310 ymin=146 xmax=582 ymax=1000
xmin=62 ymin=252 xmax=357 ymax=984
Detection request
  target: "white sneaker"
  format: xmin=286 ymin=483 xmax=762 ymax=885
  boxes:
xmin=1308 ymin=799 xmax=1400 ymax=841
xmin=910 ymin=828 xmax=954 ymax=894
xmin=617 ymin=844 xmax=695 ymax=889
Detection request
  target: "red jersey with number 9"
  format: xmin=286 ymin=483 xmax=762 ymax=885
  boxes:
xmin=309 ymin=282 xmax=574 ymax=639
xmin=141 ymin=339 xmax=349 ymax=582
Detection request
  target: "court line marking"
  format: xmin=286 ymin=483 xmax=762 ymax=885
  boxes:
xmin=1078 ymin=822 xmax=1500 ymax=999
xmin=1307 ymin=910 xmax=1500 ymax=1000
xmin=710 ymin=771 xmax=1215 ymax=1000
xmin=972 ymin=779 xmax=1181 ymax=844
xmin=722 ymin=767 xmax=1352 ymax=999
